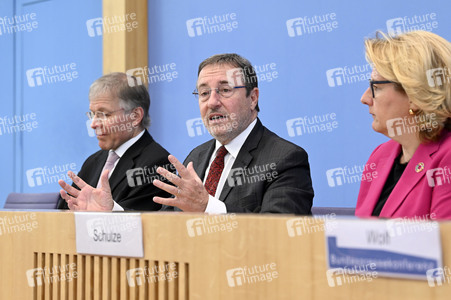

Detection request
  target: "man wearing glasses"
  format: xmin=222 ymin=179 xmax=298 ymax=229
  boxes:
xmin=57 ymin=72 xmax=173 ymax=211
xmin=59 ymin=54 xmax=313 ymax=214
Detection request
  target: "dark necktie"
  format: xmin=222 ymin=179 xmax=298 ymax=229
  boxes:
xmin=204 ymin=146 xmax=228 ymax=197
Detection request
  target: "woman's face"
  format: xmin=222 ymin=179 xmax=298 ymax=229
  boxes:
xmin=361 ymin=69 xmax=412 ymax=138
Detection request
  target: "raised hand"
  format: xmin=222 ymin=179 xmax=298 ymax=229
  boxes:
xmin=153 ymin=155 xmax=210 ymax=212
xmin=58 ymin=170 xmax=114 ymax=211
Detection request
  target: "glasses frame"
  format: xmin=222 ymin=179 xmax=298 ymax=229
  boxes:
xmin=369 ymin=80 xmax=396 ymax=98
xmin=86 ymin=108 xmax=127 ymax=121
xmin=192 ymin=86 xmax=246 ymax=101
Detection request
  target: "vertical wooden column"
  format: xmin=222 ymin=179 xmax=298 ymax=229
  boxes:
xmin=102 ymin=0 xmax=148 ymax=74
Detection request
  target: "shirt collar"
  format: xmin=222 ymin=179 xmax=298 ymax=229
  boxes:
xmin=113 ymin=130 xmax=145 ymax=158
xmin=214 ymin=118 xmax=257 ymax=158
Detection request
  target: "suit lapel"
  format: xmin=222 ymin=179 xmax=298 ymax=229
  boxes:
xmin=193 ymin=141 xmax=216 ymax=181
xmin=109 ymin=131 xmax=153 ymax=195
xmin=219 ymin=150 xmax=253 ymax=201
xmin=380 ymin=141 xmax=439 ymax=217
xmin=219 ymin=119 xmax=264 ymax=201
xmin=109 ymin=156 xmax=134 ymax=195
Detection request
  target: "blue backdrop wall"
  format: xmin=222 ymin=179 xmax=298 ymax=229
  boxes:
xmin=146 ymin=0 xmax=450 ymax=208
xmin=1 ymin=0 xmax=450 ymax=208
xmin=0 ymin=0 xmax=102 ymax=206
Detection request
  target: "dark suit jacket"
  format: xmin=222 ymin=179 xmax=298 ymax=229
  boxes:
xmin=176 ymin=119 xmax=314 ymax=214
xmin=57 ymin=130 xmax=172 ymax=210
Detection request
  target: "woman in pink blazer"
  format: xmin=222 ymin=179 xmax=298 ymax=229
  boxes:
xmin=356 ymin=30 xmax=451 ymax=219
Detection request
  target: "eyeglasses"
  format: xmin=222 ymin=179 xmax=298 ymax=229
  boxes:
xmin=86 ymin=109 xmax=126 ymax=121
xmin=192 ymin=85 xmax=246 ymax=102
xmin=369 ymin=80 xmax=397 ymax=98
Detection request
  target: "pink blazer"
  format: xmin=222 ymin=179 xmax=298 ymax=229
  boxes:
xmin=355 ymin=131 xmax=451 ymax=220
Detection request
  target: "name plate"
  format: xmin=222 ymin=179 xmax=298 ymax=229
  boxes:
xmin=75 ymin=213 xmax=143 ymax=257
xmin=325 ymin=219 xmax=442 ymax=280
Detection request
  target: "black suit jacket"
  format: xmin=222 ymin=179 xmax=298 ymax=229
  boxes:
xmin=178 ymin=119 xmax=314 ymax=214
xmin=57 ymin=130 xmax=172 ymax=210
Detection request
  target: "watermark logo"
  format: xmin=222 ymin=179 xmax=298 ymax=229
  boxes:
xmin=326 ymin=63 xmax=371 ymax=87
xmin=0 ymin=13 xmax=38 ymax=36
xmin=385 ymin=214 xmax=438 ymax=238
xmin=386 ymin=113 xmax=439 ymax=137
xmin=126 ymin=167 xmax=158 ymax=187
xmin=0 ymin=113 xmax=38 ymax=136
xmin=386 ymin=13 xmax=438 ymax=36
xmin=86 ymin=111 xmax=140 ymax=138
xmin=0 ymin=213 xmax=38 ymax=236
xmin=286 ymin=13 xmax=338 ymax=37
xmin=86 ymin=17 xmax=103 ymax=37
xmin=426 ymin=67 xmax=450 ymax=88
xmin=86 ymin=215 xmax=139 ymax=239
xmin=86 ymin=13 xmax=138 ymax=37
xmin=26 ymin=163 xmax=77 ymax=187
xmin=326 ymin=264 xmax=377 ymax=287
xmin=227 ymin=163 xmax=278 ymax=187
xmin=426 ymin=167 xmax=451 ymax=187
xmin=186 ymin=18 xmax=203 ymax=37
xmin=186 ymin=13 xmax=238 ymax=37
xmin=127 ymin=67 xmax=146 ymax=86
xmin=326 ymin=68 xmax=344 ymax=87
xmin=386 ymin=18 xmax=405 ymax=36
xmin=226 ymin=68 xmax=249 ymax=86
xmin=226 ymin=263 xmax=278 ymax=287
xmin=126 ymin=263 xmax=178 ymax=287
xmin=126 ymin=164 xmax=175 ymax=187
xmin=186 ymin=214 xmax=238 ymax=237
xmin=186 ymin=118 xmax=207 ymax=137
xmin=287 ymin=214 xmax=337 ymax=237
xmin=186 ymin=113 xmax=239 ymax=138
xmin=226 ymin=63 xmax=278 ymax=86
xmin=26 ymin=268 xmax=44 ymax=287
xmin=126 ymin=63 xmax=178 ymax=86
xmin=26 ymin=264 xmax=77 ymax=287
xmin=427 ymin=266 xmax=451 ymax=287
xmin=326 ymin=163 xmax=377 ymax=187
xmin=26 ymin=63 xmax=79 ymax=87
xmin=26 ymin=68 xmax=44 ymax=87
xmin=286 ymin=113 xmax=338 ymax=137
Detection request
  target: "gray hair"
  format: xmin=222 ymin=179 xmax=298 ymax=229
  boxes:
xmin=89 ymin=72 xmax=151 ymax=128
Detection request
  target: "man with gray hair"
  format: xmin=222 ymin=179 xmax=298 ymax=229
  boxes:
xmin=57 ymin=72 xmax=172 ymax=210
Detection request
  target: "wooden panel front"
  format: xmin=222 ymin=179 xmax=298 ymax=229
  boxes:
xmin=0 ymin=211 xmax=450 ymax=299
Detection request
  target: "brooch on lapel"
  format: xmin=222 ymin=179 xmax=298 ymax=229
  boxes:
xmin=415 ymin=162 xmax=425 ymax=173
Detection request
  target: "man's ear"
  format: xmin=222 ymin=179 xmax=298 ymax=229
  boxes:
xmin=250 ymin=87 xmax=259 ymax=110
xmin=131 ymin=107 xmax=144 ymax=127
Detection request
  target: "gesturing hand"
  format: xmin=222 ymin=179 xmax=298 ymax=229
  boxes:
xmin=153 ymin=155 xmax=210 ymax=212
xmin=58 ymin=170 xmax=114 ymax=211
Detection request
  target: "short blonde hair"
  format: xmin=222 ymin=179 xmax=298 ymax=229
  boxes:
xmin=365 ymin=30 xmax=451 ymax=142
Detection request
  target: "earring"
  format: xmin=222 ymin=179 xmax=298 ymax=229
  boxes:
xmin=409 ymin=109 xmax=415 ymax=115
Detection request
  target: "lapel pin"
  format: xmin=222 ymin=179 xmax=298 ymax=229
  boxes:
xmin=415 ymin=162 xmax=424 ymax=173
